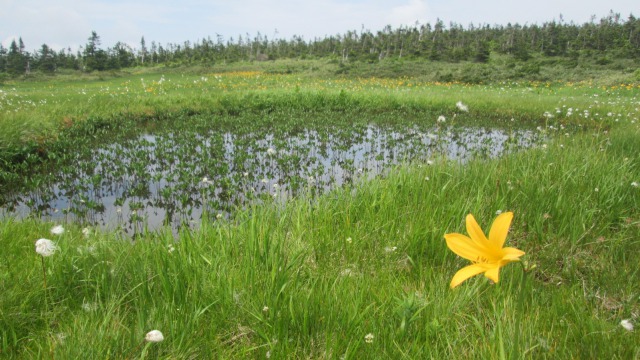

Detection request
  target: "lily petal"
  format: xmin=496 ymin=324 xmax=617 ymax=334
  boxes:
xmin=445 ymin=233 xmax=485 ymax=262
xmin=466 ymin=214 xmax=490 ymax=245
xmin=465 ymin=214 xmax=502 ymax=259
xmin=501 ymin=247 xmax=526 ymax=261
xmin=450 ymin=263 xmax=490 ymax=288
xmin=484 ymin=266 xmax=501 ymax=283
xmin=489 ymin=212 xmax=513 ymax=249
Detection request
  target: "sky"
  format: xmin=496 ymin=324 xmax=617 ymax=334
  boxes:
xmin=1 ymin=0 xmax=638 ymax=52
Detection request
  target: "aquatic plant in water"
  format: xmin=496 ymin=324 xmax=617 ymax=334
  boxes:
xmin=2 ymin=111 xmax=544 ymax=235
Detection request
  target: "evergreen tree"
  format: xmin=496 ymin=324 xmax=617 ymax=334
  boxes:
xmin=7 ymin=40 xmax=27 ymax=75
xmin=0 ymin=44 xmax=7 ymax=73
xmin=473 ymin=40 xmax=491 ymax=63
xmin=38 ymin=44 xmax=56 ymax=73
xmin=139 ymin=36 xmax=148 ymax=65
xmin=83 ymin=31 xmax=107 ymax=71
xmin=114 ymin=42 xmax=135 ymax=68
xmin=0 ymin=12 xmax=638 ymax=75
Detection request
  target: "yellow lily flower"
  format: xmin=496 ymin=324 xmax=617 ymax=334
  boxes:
xmin=444 ymin=212 xmax=525 ymax=288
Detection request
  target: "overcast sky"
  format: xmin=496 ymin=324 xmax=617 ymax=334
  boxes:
xmin=1 ymin=0 xmax=637 ymax=52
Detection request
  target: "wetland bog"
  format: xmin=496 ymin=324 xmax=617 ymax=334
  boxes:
xmin=0 ymin=68 xmax=639 ymax=358
xmin=2 ymin=110 xmax=543 ymax=235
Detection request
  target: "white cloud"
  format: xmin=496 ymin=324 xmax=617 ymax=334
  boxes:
xmin=207 ymin=0 xmax=371 ymax=38
xmin=1 ymin=1 xmax=90 ymax=50
xmin=206 ymin=0 xmax=434 ymax=39
xmin=1 ymin=0 xmax=180 ymax=50
xmin=387 ymin=0 xmax=431 ymax=27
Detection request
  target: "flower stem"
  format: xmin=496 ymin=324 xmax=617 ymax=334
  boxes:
xmin=41 ymin=256 xmax=48 ymax=290
xmin=41 ymin=256 xmax=49 ymax=318
xmin=41 ymin=256 xmax=53 ymax=359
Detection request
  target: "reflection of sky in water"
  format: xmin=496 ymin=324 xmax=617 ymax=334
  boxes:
xmin=2 ymin=125 xmax=541 ymax=235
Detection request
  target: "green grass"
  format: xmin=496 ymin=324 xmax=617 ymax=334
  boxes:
xmin=1 ymin=63 xmax=639 ymax=358
xmin=1 ymin=64 xmax=635 ymax=181
xmin=1 ymin=120 xmax=638 ymax=358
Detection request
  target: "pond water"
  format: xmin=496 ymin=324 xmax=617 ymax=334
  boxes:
xmin=1 ymin=119 xmax=542 ymax=235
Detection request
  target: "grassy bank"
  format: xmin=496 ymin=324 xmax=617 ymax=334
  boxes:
xmin=1 ymin=120 xmax=638 ymax=358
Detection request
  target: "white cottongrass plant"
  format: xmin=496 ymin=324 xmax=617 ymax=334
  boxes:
xmin=456 ymin=101 xmax=469 ymax=112
xmin=620 ymin=319 xmax=634 ymax=331
xmin=128 ymin=329 xmax=165 ymax=358
xmin=50 ymin=225 xmax=64 ymax=235
xmin=145 ymin=330 xmax=165 ymax=342
xmin=35 ymin=238 xmax=58 ymax=257
xmin=36 ymin=238 xmax=58 ymax=308
xmin=364 ymin=333 xmax=374 ymax=344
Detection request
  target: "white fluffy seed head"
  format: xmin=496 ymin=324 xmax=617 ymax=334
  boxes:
xmin=35 ymin=238 xmax=58 ymax=257
xmin=50 ymin=225 xmax=64 ymax=235
xmin=456 ymin=101 xmax=469 ymax=112
xmin=364 ymin=333 xmax=374 ymax=343
xmin=145 ymin=330 xmax=164 ymax=342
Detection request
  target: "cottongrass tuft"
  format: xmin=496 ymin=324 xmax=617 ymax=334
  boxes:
xmin=364 ymin=333 xmax=374 ymax=343
xmin=456 ymin=101 xmax=469 ymax=112
xmin=126 ymin=329 xmax=165 ymax=358
xmin=35 ymin=238 xmax=58 ymax=257
xmin=50 ymin=225 xmax=64 ymax=235
xmin=81 ymin=301 xmax=98 ymax=312
xmin=202 ymin=176 xmax=213 ymax=185
xmin=620 ymin=319 xmax=634 ymax=331
xmin=145 ymin=330 xmax=165 ymax=342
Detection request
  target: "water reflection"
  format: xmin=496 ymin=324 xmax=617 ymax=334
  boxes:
xmin=2 ymin=123 xmax=541 ymax=235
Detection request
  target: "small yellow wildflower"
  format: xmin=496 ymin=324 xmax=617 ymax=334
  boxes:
xmin=444 ymin=212 xmax=525 ymax=288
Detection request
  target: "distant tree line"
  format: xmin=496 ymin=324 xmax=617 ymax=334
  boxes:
xmin=1 ymin=11 xmax=638 ymax=76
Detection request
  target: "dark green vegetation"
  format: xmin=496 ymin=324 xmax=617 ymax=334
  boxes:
xmin=1 ymin=12 xmax=639 ymax=78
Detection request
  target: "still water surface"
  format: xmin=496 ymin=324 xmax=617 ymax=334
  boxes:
xmin=1 ymin=123 xmax=541 ymax=235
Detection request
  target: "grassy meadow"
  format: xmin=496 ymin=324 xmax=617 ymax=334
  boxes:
xmin=1 ymin=60 xmax=639 ymax=358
